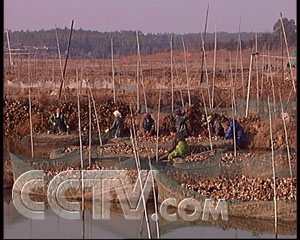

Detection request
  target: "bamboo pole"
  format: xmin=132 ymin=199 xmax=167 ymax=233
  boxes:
xmin=238 ymin=17 xmax=245 ymax=100
xmin=170 ymin=35 xmax=174 ymax=113
xmin=200 ymin=3 xmax=209 ymax=84
xmin=260 ymin=46 xmax=265 ymax=98
xmin=182 ymin=36 xmax=191 ymax=106
xmin=267 ymin=96 xmax=278 ymax=238
xmin=229 ymin=52 xmax=237 ymax=157
xmin=255 ymin=34 xmax=260 ymax=112
xmin=156 ymin=89 xmax=162 ymax=163
xmin=211 ymin=26 xmax=217 ymax=109
xmin=58 ymin=20 xmax=74 ymax=99
xmin=111 ymin=39 xmax=116 ymax=103
xmin=129 ymin=106 xmax=152 ymax=239
xmin=89 ymin=87 xmax=103 ymax=146
xmin=6 ymin=29 xmax=13 ymax=66
xmin=55 ymin=25 xmax=64 ymax=86
xmin=200 ymin=32 xmax=212 ymax=109
xmin=280 ymin=12 xmax=296 ymax=93
xmin=28 ymin=59 xmax=34 ymax=158
xmin=88 ymin=88 xmax=92 ymax=168
xmin=136 ymin=31 xmax=148 ymax=113
xmin=76 ymin=68 xmax=85 ymax=239
xmin=279 ymin=90 xmax=292 ymax=178
xmin=245 ymin=53 xmax=254 ymax=117
xmin=201 ymin=91 xmax=213 ymax=150
xmin=148 ymin=157 xmax=160 ymax=238
xmin=267 ymin=47 xmax=276 ymax=113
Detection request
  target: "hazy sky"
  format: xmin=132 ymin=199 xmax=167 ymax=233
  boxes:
xmin=4 ymin=0 xmax=296 ymax=33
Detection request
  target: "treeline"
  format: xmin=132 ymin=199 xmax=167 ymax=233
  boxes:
xmin=5 ymin=18 xmax=296 ymax=59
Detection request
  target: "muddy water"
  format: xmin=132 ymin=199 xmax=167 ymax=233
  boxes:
xmin=3 ymin=189 xmax=296 ymax=239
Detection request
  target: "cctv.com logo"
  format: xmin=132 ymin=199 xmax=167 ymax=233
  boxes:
xmin=12 ymin=170 xmax=228 ymax=222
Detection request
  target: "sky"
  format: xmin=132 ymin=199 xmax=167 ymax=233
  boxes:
xmin=4 ymin=0 xmax=297 ymax=33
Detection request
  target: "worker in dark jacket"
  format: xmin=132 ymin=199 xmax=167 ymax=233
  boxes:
xmin=167 ymin=127 xmax=189 ymax=160
xmin=142 ymin=113 xmax=156 ymax=136
xmin=221 ymin=117 xmax=248 ymax=150
xmin=49 ymin=108 xmax=69 ymax=133
xmin=105 ymin=110 xmax=124 ymax=138
xmin=208 ymin=115 xmax=225 ymax=137
xmin=174 ymin=106 xmax=191 ymax=138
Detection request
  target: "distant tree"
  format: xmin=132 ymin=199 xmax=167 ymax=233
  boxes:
xmin=273 ymin=17 xmax=297 ymax=46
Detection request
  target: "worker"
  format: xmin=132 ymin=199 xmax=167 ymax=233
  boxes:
xmin=207 ymin=114 xmax=225 ymax=137
xmin=142 ymin=113 xmax=156 ymax=136
xmin=174 ymin=106 xmax=192 ymax=138
xmin=220 ymin=117 xmax=248 ymax=150
xmin=167 ymin=127 xmax=189 ymax=160
xmin=49 ymin=108 xmax=69 ymax=133
xmin=105 ymin=110 xmax=124 ymax=138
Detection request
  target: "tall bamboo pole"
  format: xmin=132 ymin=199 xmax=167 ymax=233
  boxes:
xmin=6 ymin=29 xmax=13 ymax=66
xmin=200 ymin=32 xmax=212 ymax=109
xmin=28 ymin=59 xmax=34 ymax=158
xmin=279 ymin=91 xmax=292 ymax=178
xmin=260 ymin=46 xmax=265 ymax=98
xmin=267 ymin=96 xmax=278 ymax=238
xmin=156 ymin=89 xmax=162 ymax=163
xmin=229 ymin=52 xmax=237 ymax=157
xmin=170 ymin=35 xmax=174 ymax=113
xmin=201 ymin=91 xmax=213 ymax=150
xmin=148 ymin=157 xmax=160 ymax=238
xmin=55 ymin=25 xmax=64 ymax=85
xmin=136 ymin=30 xmax=148 ymax=113
xmin=238 ymin=17 xmax=245 ymax=100
xmin=182 ymin=36 xmax=191 ymax=106
xmin=255 ymin=34 xmax=260 ymax=112
xmin=245 ymin=53 xmax=254 ymax=117
xmin=267 ymin=47 xmax=276 ymax=113
xmin=76 ymin=68 xmax=85 ymax=239
xmin=200 ymin=4 xmax=209 ymax=84
xmin=211 ymin=26 xmax=217 ymax=109
xmin=111 ymin=39 xmax=116 ymax=103
xmin=280 ymin=12 xmax=296 ymax=93
xmin=88 ymin=89 xmax=92 ymax=168
xmin=129 ymin=105 xmax=152 ymax=239
xmin=58 ymin=20 xmax=74 ymax=99
xmin=89 ymin=87 xmax=103 ymax=146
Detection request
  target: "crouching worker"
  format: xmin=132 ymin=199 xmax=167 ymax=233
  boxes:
xmin=167 ymin=127 xmax=189 ymax=160
xmin=105 ymin=110 xmax=124 ymax=138
xmin=49 ymin=108 xmax=69 ymax=133
xmin=220 ymin=117 xmax=249 ymax=150
xmin=142 ymin=113 xmax=156 ymax=136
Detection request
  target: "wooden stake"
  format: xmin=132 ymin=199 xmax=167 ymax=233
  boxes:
xmin=55 ymin=25 xmax=64 ymax=87
xmin=279 ymin=90 xmax=292 ymax=178
xmin=211 ymin=26 xmax=217 ymax=109
xmin=5 ymin=29 xmax=13 ymax=66
xmin=267 ymin=96 xmax=278 ymax=238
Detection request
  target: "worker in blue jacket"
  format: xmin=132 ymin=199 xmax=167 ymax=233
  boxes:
xmin=221 ymin=117 xmax=249 ymax=150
